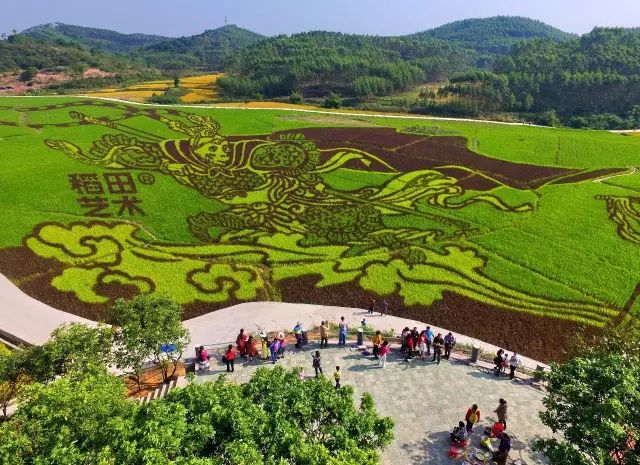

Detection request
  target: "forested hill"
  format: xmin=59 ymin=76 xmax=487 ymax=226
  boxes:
xmin=430 ymin=28 xmax=640 ymax=128
xmin=216 ymin=16 xmax=575 ymax=99
xmin=217 ymin=32 xmax=473 ymax=98
xmin=415 ymin=16 xmax=574 ymax=56
xmin=0 ymin=35 xmax=133 ymax=73
xmin=134 ymin=25 xmax=265 ymax=71
xmin=21 ymin=23 xmax=169 ymax=52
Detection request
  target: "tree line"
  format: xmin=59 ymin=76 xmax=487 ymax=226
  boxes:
xmin=425 ymin=28 xmax=640 ymax=128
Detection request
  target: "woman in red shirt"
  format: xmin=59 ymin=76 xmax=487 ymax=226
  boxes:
xmin=224 ymin=344 xmax=237 ymax=372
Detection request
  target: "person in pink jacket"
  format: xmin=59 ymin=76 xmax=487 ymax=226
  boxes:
xmin=378 ymin=340 xmax=390 ymax=368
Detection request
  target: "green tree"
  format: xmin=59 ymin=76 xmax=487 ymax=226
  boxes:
xmin=19 ymin=66 xmax=38 ymax=82
xmin=289 ymin=90 xmax=303 ymax=104
xmin=45 ymin=323 xmax=113 ymax=376
xmin=323 ymin=91 xmax=342 ymax=109
xmin=0 ymin=345 xmax=51 ymax=420
xmin=535 ymin=332 xmax=640 ymax=465
xmin=0 ymin=365 xmax=138 ymax=464
xmin=110 ymin=295 xmax=190 ymax=388
xmin=0 ymin=365 xmax=393 ymax=464
xmin=174 ymin=76 xmax=181 ymax=88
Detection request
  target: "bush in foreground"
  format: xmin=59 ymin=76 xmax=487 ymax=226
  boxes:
xmin=0 ymin=364 xmax=393 ymax=465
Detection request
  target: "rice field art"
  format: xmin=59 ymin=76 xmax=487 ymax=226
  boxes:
xmin=1 ymin=98 xmax=640 ymax=361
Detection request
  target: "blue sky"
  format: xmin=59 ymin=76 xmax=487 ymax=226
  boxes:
xmin=2 ymin=0 xmax=639 ymax=37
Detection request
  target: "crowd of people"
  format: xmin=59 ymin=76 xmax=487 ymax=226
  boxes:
xmin=194 ymin=316 xmax=523 ymax=462
xmin=195 ymin=318 xmax=525 ymax=382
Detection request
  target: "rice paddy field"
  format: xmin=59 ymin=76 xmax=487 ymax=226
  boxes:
xmin=1 ymin=96 xmax=639 ymax=361
xmin=86 ymin=74 xmax=221 ymax=103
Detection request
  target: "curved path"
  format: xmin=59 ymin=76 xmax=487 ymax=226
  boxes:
xmin=0 ymin=273 xmax=546 ymax=369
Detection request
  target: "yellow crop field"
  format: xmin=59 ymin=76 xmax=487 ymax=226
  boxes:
xmin=84 ymin=74 xmax=222 ymax=103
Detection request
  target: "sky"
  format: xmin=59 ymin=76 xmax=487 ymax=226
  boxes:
xmin=2 ymin=0 xmax=639 ymax=37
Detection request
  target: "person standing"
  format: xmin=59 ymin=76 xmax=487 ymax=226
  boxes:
xmin=338 ymin=317 xmax=348 ymax=346
xmin=277 ymin=332 xmax=286 ymax=359
xmin=293 ymin=322 xmax=304 ymax=350
xmin=509 ymin=353 xmax=522 ymax=379
xmin=269 ymin=337 xmax=279 ymax=364
xmin=247 ymin=336 xmax=258 ymax=363
xmin=378 ymin=340 xmax=389 ymax=368
xmin=425 ymin=326 xmax=434 ymax=356
xmin=382 ymin=299 xmax=388 ymax=316
xmin=404 ymin=331 xmax=415 ymax=362
xmin=465 ymin=404 xmax=481 ymax=432
xmin=501 ymin=353 xmax=510 ymax=376
xmin=312 ymin=351 xmax=323 ymax=377
xmin=260 ymin=333 xmax=269 ymax=360
xmin=368 ymin=298 xmax=376 ymax=315
xmin=444 ymin=332 xmax=456 ymax=360
xmin=418 ymin=331 xmax=427 ymax=360
xmin=495 ymin=398 xmax=508 ymax=429
xmin=333 ymin=366 xmax=341 ymax=389
xmin=432 ymin=333 xmax=444 ymax=364
xmin=236 ymin=329 xmax=248 ymax=357
xmin=494 ymin=349 xmax=504 ymax=376
xmin=224 ymin=344 xmax=236 ymax=372
xmin=372 ymin=330 xmax=383 ymax=359
xmin=319 ymin=321 xmax=328 ymax=348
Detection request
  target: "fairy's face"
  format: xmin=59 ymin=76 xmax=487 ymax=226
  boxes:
xmin=193 ymin=136 xmax=231 ymax=166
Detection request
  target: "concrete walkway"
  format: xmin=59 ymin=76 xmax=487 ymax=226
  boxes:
xmin=195 ymin=346 xmax=551 ymax=465
xmin=0 ymin=274 xmax=546 ymax=369
xmin=0 ymin=274 xmax=93 ymax=345
xmin=184 ymin=302 xmax=547 ymax=370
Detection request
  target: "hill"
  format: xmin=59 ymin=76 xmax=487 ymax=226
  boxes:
xmin=426 ymin=27 xmax=640 ymax=128
xmin=0 ymin=35 xmax=133 ymax=73
xmin=415 ymin=16 xmax=574 ymax=58
xmin=218 ymin=32 xmax=473 ymax=98
xmin=135 ymin=25 xmax=265 ymax=72
xmin=21 ymin=23 xmax=169 ymax=52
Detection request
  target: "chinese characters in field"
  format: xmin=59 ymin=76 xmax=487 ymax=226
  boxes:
xmin=68 ymin=172 xmax=146 ymax=217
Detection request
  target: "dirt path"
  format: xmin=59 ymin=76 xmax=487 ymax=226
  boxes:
xmin=2 ymin=95 xmax=554 ymax=128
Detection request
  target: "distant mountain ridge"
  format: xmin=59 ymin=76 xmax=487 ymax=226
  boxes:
xmin=21 ymin=23 xmax=170 ymax=51
xmin=414 ymin=16 xmax=575 ymax=56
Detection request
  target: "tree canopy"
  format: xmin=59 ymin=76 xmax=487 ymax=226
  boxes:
xmin=535 ymin=331 xmax=640 ymax=465
xmin=0 ymin=363 xmax=394 ymax=465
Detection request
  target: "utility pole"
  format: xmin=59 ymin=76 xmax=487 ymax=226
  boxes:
xmin=225 ymin=16 xmax=228 ymax=26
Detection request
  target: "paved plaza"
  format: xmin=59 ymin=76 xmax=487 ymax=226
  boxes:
xmin=195 ymin=343 xmax=551 ymax=465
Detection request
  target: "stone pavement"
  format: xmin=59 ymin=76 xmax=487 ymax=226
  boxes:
xmin=194 ymin=343 xmax=551 ymax=465
xmin=185 ymin=302 xmax=548 ymax=370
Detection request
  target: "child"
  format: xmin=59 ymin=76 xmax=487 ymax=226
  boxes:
xmin=333 ymin=366 xmax=341 ymax=389
xmin=298 ymin=368 xmax=305 ymax=381
xmin=378 ymin=340 xmax=389 ymax=368
xmin=312 ymin=351 xmax=323 ymax=377
xmin=418 ymin=331 xmax=427 ymax=360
